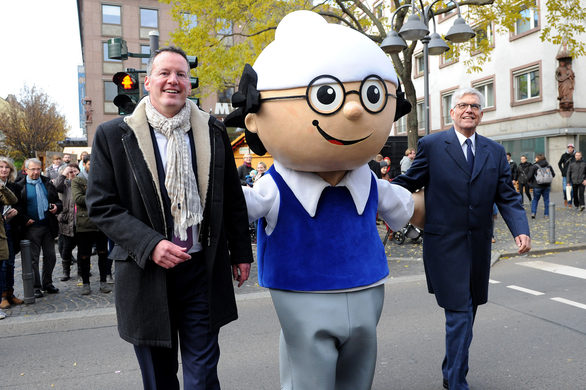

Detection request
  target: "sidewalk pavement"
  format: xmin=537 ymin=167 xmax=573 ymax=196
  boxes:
xmin=3 ymin=192 xmax=584 ymax=321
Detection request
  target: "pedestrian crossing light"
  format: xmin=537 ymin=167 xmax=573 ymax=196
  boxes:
xmin=113 ymin=71 xmax=140 ymax=115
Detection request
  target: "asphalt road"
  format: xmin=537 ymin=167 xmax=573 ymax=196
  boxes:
xmin=2 ymin=250 xmax=585 ymax=390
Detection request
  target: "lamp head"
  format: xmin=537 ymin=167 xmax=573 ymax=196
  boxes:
xmin=445 ymin=16 xmax=476 ymax=43
xmin=380 ymin=30 xmax=408 ymax=54
xmin=399 ymin=14 xmax=429 ymax=41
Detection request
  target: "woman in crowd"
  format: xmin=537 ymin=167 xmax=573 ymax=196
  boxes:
xmin=0 ymin=157 xmax=22 ymax=318
xmin=528 ymin=154 xmax=555 ymax=219
xmin=72 ymin=155 xmax=112 ymax=295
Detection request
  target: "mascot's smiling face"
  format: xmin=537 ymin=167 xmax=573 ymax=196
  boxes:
xmin=243 ymin=10 xmax=399 ymax=173
xmin=245 ymin=78 xmax=396 ymax=172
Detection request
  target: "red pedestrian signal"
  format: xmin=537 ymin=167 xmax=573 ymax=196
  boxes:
xmin=113 ymin=71 xmax=140 ymax=115
xmin=121 ymin=75 xmax=135 ymax=90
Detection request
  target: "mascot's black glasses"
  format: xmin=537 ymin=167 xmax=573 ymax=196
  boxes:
xmin=259 ymin=74 xmax=397 ymax=116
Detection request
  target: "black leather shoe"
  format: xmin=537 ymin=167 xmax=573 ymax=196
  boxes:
xmin=443 ymin=378 xmax=449 ymax=389
xmin=44 ymin=285 xmax=60 ymax=294
xmin=34 ymin=289 xmax=44 ymax=298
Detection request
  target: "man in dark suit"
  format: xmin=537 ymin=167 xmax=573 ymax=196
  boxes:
xmin=392 ymin=88 xmax=531 ymax=390
xmin=87 ymin=47 xmax=253 ymax=389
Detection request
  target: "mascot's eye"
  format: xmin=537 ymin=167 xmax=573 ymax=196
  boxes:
xmin=308 ymin=77 xmax=344 ymax=114
xmin=360 ymin=77 xmax=387 ymax=113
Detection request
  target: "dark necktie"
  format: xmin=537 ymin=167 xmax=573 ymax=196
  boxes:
xmin=465 ymin=138 xmax=474 ymax=174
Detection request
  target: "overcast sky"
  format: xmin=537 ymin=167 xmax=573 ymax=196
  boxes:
xmin=0 ymin=0 xmax=83 ymax=137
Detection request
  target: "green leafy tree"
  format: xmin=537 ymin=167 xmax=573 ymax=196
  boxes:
xmin=165 ymin=0 xmax=585 ymax=149
xmin=0 ymin=86 xmax=68 ymax=160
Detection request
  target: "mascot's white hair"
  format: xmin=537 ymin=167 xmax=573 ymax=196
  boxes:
xmin=253 ymin=10 xmax=398 ymax=91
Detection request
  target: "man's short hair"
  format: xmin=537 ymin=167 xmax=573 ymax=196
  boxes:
xmin=506 ymin=152 xmax=511 ymax=157
xmin=68 ymin=163 xmax=80 ymax=170
xmin=452 ymin=88 xmax=485 ymax=110
xmin=535 ymin=154 xmax=545 ymax=162
xmin=25 ymin=158 xmax=42 ymax=169
xmin=146 ymin=46 xmax=189 ymax=76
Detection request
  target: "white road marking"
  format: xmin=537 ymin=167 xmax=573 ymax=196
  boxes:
xmin=489 ymin=279 xmax=501 ymax=284
xmin=517 ymin=261 xmax=586 ymax=280
xmin=506 ymin=285 xmax=544 ymax=296
xmin=550 ymin=297 xmax=586 ymax=310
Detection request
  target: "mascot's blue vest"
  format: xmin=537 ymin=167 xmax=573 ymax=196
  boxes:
xmin=256 ymin=166 xmax=388 ymax=291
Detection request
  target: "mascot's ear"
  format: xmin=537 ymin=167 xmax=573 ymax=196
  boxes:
xmin=224 ymin=64 xmax=267 ymax=156
xmin=394 ymin=80 xmax=412 ymax=121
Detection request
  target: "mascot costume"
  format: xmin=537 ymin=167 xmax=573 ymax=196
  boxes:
xmin=226 ymin=10 xmax=414 ymax=390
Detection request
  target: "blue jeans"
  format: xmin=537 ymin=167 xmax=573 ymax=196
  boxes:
xmin=0 ymin=223 xmax=16 ymax=294
xmin=562 ymin=176 xmax=573 ymax=203
xmin=531 ymin=187 xmax=550 ymax=216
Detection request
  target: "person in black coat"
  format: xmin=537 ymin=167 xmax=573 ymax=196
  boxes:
xmin=517 ymin=155 xmax=533 ymax=204
xmin=14 ymin=158 xmax=62 ymax=297
xmin=566 ymin=151 xmax=586 ymax=210
xmin=86 ymin=47 xmax=253 ymax=390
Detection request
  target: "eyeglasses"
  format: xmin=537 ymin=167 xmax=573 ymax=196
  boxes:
xmin=260 ymin=74 xmax=397 ymax=116
xmin=454 ymin=103 xmax=482 ymax=111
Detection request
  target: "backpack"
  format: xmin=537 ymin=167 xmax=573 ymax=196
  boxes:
xmin=534 ymin=165 xmax=553 ymax=184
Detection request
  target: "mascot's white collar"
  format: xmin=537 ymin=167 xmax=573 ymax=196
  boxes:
xmin=272 ymin=160 xmax=372 ymax=217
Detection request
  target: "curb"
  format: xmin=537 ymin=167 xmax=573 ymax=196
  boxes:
xmin=491 ymin=244 xmax=586 ymax=267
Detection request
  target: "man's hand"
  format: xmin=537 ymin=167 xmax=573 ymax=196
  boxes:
xmin=151 ymin=240 xmax=191 ymax=269
xmin=26 ymin=218 xmax=35 ymax=226
xmin=49 ymin=204 xmax=58 ymax=214
xmin=515 ymin=234 xmax=531 ymax=254
xmin=232 ymin=263 xmax=251 ymax=287
xmin=4 ymin=208 xmax=17 ymax=221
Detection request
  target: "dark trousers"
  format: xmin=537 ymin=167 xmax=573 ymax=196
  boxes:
xmin=134 ymin=254 xmax=221 ymax=390
xmin=518 ymin=182 xmax=532 ymax=203
xmin=572 ymin=184 xmax=585 ymax=207
xmin=442 ymin=298 xmax=478 ymax=390
xmin=25 ymin=224 xmax=57 ymax=289
xmin=58 ymin=234 xmax=77 ymax=263
xmin=76 ymin=231 xmax=111 ymax=284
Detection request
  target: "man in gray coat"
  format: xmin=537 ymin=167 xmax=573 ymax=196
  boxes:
xmin=87 ymin=47 xmax=253 ymax=390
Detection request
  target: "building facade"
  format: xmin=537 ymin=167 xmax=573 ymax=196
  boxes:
xmin=384 ymin=0 xmax=585 ymax=190
xmin=76 ymin=0 xmax=220 ymax=145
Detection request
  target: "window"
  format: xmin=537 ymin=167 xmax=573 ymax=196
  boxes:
xmin=140 ymin=8 xmax=158 ymax=28
xmin=440 ymin=47 xmax=458 ymax=68
xmin=514 ymin=66 xmax=540 ymax=102
xmin=102 ymin=4 xmax=121 ymax=24
xmin=441 ymin=92 xmax=454 ymax=127
xmin=395 ymin=115 xmax=407 ymax=134
xmin=514 ymin=0 xmax=539 ymax=36
xmin=182 ymin=12 xmax=198 ymax=29
xmin=416 ymin=100 xmax=425 ymax=131
xmin=141 ymin=45 xmax=150 ymax=66
xmin=103 ymin=42 xmax=121 ymax=62
xmin=104 ymin=81 xmax=117 ymax=102
xmin=374 ymin=2 xmax=384 ymax=19
xmin=414 ymin=53 xmax=424 ymax=78
xmin=473 ymin=79 xmax=495 ymax=109
xmin=471 ymin=23 xmax=494 ymax=53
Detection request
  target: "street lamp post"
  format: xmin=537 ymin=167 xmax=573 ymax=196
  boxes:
xmin=381 ymin=0 xmax=476 ymax=136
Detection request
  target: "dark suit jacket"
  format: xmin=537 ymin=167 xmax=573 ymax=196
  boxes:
xmin=392 ymin=128 xmax=530 ymax=310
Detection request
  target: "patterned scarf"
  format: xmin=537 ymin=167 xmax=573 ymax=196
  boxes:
xmin=145 ymin=99 xmax=203 ymax=241
xmin=26 ymin=176 xmax=48 ymax=221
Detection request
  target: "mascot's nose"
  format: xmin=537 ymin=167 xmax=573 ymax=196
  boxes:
xmin=343 ymin=100 xmax=364 ymax=120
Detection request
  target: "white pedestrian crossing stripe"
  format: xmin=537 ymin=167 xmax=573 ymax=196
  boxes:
xmin=517 ymin=260 xmax=586 ymax=280
xmin=550 ymin=297 xmax=586 ymax=310
xmin=489 ymin=279 xmax=501 ymax=284
xmin=506 ymin=285 xmax=544 ymax=296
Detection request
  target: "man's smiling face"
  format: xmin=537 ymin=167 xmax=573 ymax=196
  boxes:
xmin=245 ymin=80 xmax=397 ymax=172
xmin=145 ymin=51 xmax=191 ymax=118
xmin=450 ymin=94 xmax=483 ymax=136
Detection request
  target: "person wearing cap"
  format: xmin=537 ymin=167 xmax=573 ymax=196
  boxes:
xmin=558 ymin=143 xmax=576 ymax=207
xmin=225 ymin=10 xmax=415 ymax=390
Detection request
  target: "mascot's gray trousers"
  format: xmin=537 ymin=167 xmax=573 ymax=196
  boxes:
xmin=270 ymin=284 xmax=384 ymax=390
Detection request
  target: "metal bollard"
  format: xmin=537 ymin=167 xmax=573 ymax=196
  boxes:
xmin=548 ymin=202 xmax=556 ymax=244
xmin=20 ymin=240 xmax=35 ymax=304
